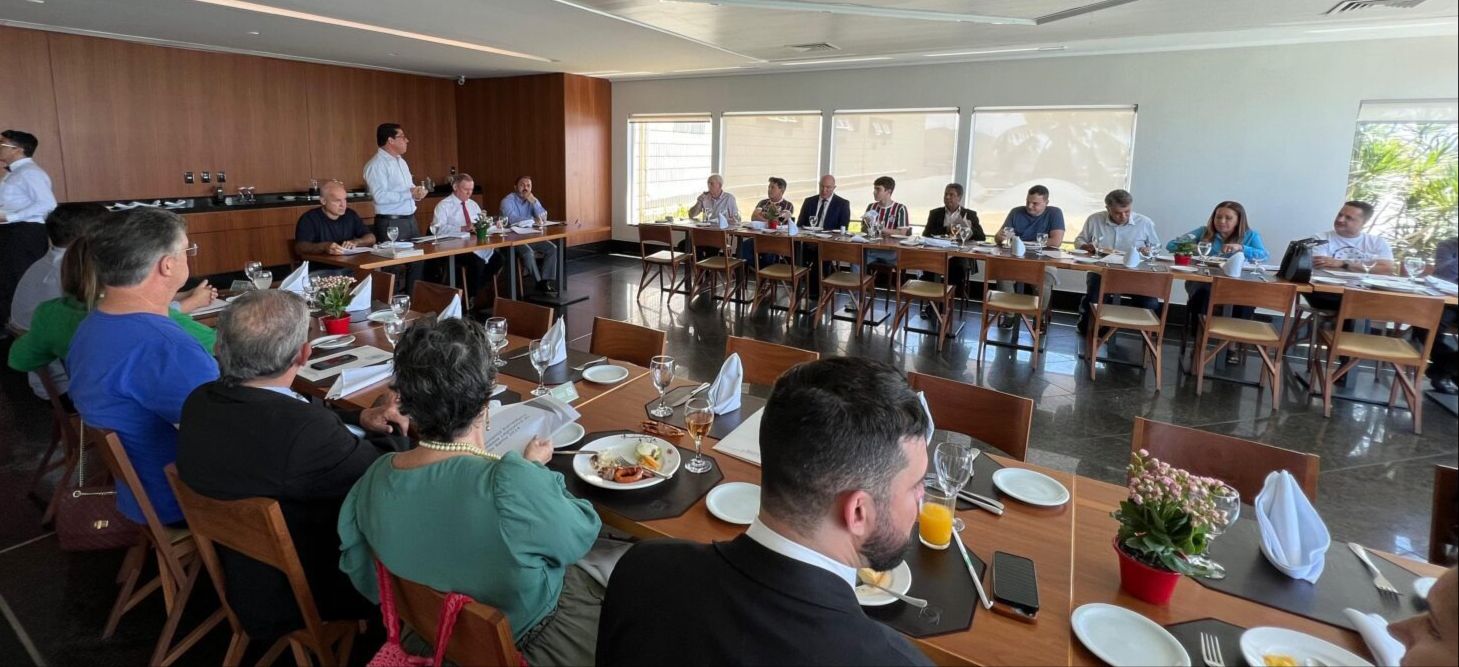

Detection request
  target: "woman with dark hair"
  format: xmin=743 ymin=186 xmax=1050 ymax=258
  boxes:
xmin=1169 ymin=201 xmax=1270 ymax=363
xmin=337 ymin=317 xmax=604 ymax=666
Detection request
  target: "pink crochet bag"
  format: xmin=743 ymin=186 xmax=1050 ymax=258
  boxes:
xmin=367 ymin=560 xmax=475 ymax=667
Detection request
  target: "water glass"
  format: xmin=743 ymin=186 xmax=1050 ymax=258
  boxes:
xmin=244 ymin=261 xmax=262 ymax=282
xmin=251 ymin=270 xmax=272 ymax=291
xmin=1035 ymin=233 xmax=1049 ymax=256
xmin=302 ymin=275 xmax=319 ymax=308
xmin=386 ymin=226 xmax=400 ymax=244
xmin=485 ymin=317 xmax=508 ymax=367
xmin=1196 ymin=241 xmax=1213 ymax=275
xmin=808 ymin=215 xmax=819 ymax=230
xmin=1190 ymin=484 xmax=1241 ymax=580
xmin=390 ymin=295 xmax=410 ymax=320
xmin=383 ymin=318 xmax=406 ymax=348
xmin=1138 ymin=244 xmax=1157 ymax=270
xmin=934 ymin=441 xmax=975 ymax=532
xmin=1404 ymin=256 xmax=1427 ymax=283
xmin=683 ymin=398 xmax=715 ymax=474
xmin=649 ymin=355 xmax=675 ymax=417
xmin=1359 ymin=252 xmax=1378 ymax=276
xmin=529 ymin=339 xmax=553 ymax=396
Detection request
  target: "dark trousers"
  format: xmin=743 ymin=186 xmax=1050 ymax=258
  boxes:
xmin=1080 ymin=273 xmax=1161 ymax=327
xmin=372 ymin=214 xmax=423 ymax=295
xmin=461 ymin=252 xmax=505 ymax=314
xmin=0 ymin=222 xmax=50 ymax=325
xmin=1428 ymin=306 xmax=1458 ymax=382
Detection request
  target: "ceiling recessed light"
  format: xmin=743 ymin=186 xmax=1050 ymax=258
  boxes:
xmin=246 ymin=30 xmax=260 ymax=35
xmin=387 ymin=52 xmax=398 ymax=56
xmin=25 ymin=0 xmax=46 ymax=4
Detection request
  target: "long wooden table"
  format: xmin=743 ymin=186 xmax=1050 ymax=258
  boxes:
xmin=573 ymin=373 xmax=1444 ymax=666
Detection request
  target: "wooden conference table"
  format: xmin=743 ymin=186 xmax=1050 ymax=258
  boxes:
xmin=572 ymin=373 xmax=1445 ymax=666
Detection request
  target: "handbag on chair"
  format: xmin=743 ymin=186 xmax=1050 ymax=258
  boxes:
xmin=55 ymin=421 xmax=135 ymax=552
xmin=368 ymin=560 xmax=506 ymax=667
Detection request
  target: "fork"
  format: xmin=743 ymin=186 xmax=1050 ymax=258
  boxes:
xmin=1348 ymin=543 xmax=1400 ymax=597
xmin=1200 ymin=631 xmax=1224 ymax=667
xmin=571 ymin=356 xmax=608 ymax=371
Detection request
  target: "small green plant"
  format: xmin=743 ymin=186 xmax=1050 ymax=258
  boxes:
xmin=1171 ymin=237 xmax=1196 ymax=256
xmin=1112 ymin=449 xmax=1225 ymax=574
xmin=314 ymin=275 xmax=356 ymax=318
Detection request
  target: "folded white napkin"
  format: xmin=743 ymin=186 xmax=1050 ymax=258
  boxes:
xmin=543 ymin=317 xmax=568 ymax=365
xmin=1255 ymin=470 xmax=1330 ymax=583
xmin=848 ymin=234 xmax=870 ymax=243
xmin=1010 ymin=236 xmax=1026 ymax=256
xmin=1123 ymin=245 xmax=1143 ymax=269
xmin=787 ymin=221 xmax=799 ymax=236
xmin=1223 ymin=253 xmax=1246 ymax=277
xmin=917 ymin=391 xmax=934 ymax=444
xmin=923 ymin=237 xmax=957 ymax=249
xmin=278 ymin=261 xmax=309 ymax=294
xmin=717 ymin=212 xmax=729 ymax=229
xmin=347 ymin=274 xmax=372 ymax=312
xmin=326 ymin=362 xmax=393 ymax=399
xmin=707 ymin=353 xmax=743 ymax=415
xmin=438 ymin=294 xmax=462 ymax=320
xmin=1342 ymin=609 xmax=1404 ymax=667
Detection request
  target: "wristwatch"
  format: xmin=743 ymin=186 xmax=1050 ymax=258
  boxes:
xmin=1342 ymin=261 xmax=1351 ymax=271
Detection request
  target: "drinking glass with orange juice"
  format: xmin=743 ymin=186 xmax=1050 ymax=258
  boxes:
xmin=918 ymin=489 xmax=956 ymax=550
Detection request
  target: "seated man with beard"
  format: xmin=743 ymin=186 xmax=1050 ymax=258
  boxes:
xmin=595 ymin=357 xmax=933 ymax=666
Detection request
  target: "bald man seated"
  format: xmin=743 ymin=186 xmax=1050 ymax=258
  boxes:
xmin=1389 ymin=566 xmax=1457 ymax=666
xmin=294 ymin=181 xmax=375 ymax=257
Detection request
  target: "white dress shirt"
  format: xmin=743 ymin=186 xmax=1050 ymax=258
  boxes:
xmin=1314 ymin=230 xmax=1394 ymax=261
xmin=689 ymin=192 xmax=740 ymax=224
xmin=0 ymin=157 xmax=58 ymax=224
xmin=745 ymin=519 xmax=858 ymax=588
xmin=9 ymin=245 xmax=65 ymax=330
xmin=363 ymin=149 xmax=416 ymax=216
xmin=432 ymin=195 xmax=494 ymax=262
xmin=1075 ymin=210 xmax=1161 ymax=252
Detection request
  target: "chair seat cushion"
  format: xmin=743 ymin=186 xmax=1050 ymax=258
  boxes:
xmin=644 ymin=250 xmax=686 ymax=264
xmin=822 ymin=271 xmax=868 ymax=289
xmin=900 ymin=280 xmax=952 ymax=300
xmin=758 ymin=264 xmax=807 ymax=280
xmin=1331 ymin=331 xmax=1423 ymax=363
xmin=697 ymin=257 xmax=743 ymax=270
xmin=1096 ymin=304 xmax=1160 ymax=328
xmin=1206 ymin=316 xmax=1280 ymax=343
xmin=987 ymin=290 xmax=1039 ymax=312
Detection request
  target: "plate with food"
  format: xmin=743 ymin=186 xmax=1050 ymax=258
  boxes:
xmin=572 ymin=434 xmax=681 ymax=490
xmin=1239 ymin=627 xmax=1371 ymax=667
xmin=854 ymin=562 xmax=913 ymax=607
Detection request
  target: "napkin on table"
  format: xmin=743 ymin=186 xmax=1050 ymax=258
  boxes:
xmin=1254 ymin=470 xmax=1330 ymax=583
xmin=1342 ymin=608 xmax=1404 ymax=667
xmin=326 ymin=363 xmax=393 ymax=400
xmin=717 ymin=212 xmax=729 ymax=229
xmin=347 ymin=274 xmax=372 ymax=312
xmin=1010 ymin=236 xmax=1027 ymax=257
xmin=278 ymin=261 xmax=309 ymax=294
xmin=438 ymin=294 xmax=463 ymax=320
xmin=923 ymin=237 xmax=957 ymax=249
xmin=1122 ymin=245 xmax=1143 ymax=269
xmin=706 ymin=353 xmax=743 ymax=415
xmin=848 ymin=234 xmax=870 ymax=243
xmin=542 ymin=318 xmax=568 ymax=365
xmin=1223 ymin=252 xmax=1246 ymax=278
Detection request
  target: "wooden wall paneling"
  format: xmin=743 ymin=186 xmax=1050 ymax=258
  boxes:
xmin=456 ymin=74 xmax=566 ymax=217
xmin=303 ymin=64 xmax=395 ymax=188
xmin=0 ymin=27 xmax=68 ymax=202
xmin=562 ymin=74 xmax=612 ymax=244
xmin=205 ymin=54 xmax=313 ymax=194
xmin=394 ymin=73 xmax=459 ymax=187
xmin=186 ymin=206 xmax=305 ymax=275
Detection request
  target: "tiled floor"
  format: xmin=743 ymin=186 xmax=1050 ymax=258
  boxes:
xmin=0 ymin=252 xmax=1454 ymax=665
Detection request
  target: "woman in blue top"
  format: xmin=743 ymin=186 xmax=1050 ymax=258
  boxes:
xmin=1171 ymin=201 xmax=1267 ymax=362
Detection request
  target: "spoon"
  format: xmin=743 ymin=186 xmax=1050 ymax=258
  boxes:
xmin=858 ymin=575 xmax=928 ymax=608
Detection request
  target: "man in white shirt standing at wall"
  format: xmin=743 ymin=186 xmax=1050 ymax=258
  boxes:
xmin=0 ymin=129 xmax=59 ymax=329
xmin=364 ymin=122 xmax=427 ymax=294
xmin=432 ymin=173 xmax=502 ymax=318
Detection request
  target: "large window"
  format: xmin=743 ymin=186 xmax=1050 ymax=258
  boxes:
xmin=969 ymin=106 xmax=1137 ymax=241
xmin=628 ymin=115 xmax=713 ymax=225
xmin=1346 ymin=100 xmax=1457 ymax=259
xmin=720 ymin=112 xmax=822 ymax=215
xmin=831 ymin=109 xmax=959 ymax=231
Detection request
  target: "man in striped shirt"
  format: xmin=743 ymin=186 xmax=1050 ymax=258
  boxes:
xmin=864 ymin=176 xmax=910 ymax=269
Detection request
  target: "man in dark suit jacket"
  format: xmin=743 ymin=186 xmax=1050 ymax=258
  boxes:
xmin=921 ymin=183 xmax=984 ymax=316
xmin=177 ymin=289 xmax=409 ymax=641
xmin=797 ymin=174 xmax=852 ymax=295
xmin=597 ymin=358 xmax=933 ymax=666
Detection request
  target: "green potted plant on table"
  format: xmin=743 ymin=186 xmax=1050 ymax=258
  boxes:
xmin=1111 ymin=449 xmax=1225 ymax=604
xmin=315 ymin=274 xmax=356 ymax=335
xmin=1171 ymin=238 xmax=1196 ymax=266
xmin=473 ymin=212 xmax=494 ymax=241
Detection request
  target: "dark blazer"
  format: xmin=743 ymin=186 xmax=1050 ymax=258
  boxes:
xmin=798 ymin=194 xmax=852 ymax=231
xmin=597 ymin=534 xmax=932 ymax=666
xmin=925 ymin=207 xmax=985 ymax=240
xmin=177 ymin=381 xmax=409 ymax=640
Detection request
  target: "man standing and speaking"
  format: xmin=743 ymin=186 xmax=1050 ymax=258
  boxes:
xmin=364 ymin=122 xmax=427 ymax=293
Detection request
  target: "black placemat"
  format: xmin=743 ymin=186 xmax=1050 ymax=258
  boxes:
xmin=1191 ymin=516 xmax=1426 ymax=629
xmin=493 ymin=388 xmax=522 ymax=405
xmin=865 ymin=528 xmax=984 ymax=638
xmin=497 ymin=346 xmax=602 ymax=385
xmin=546 ymin=430 xmax=724 ymax=522
xmin=647 ymin=391 xmax=768 ymax=440
xmin=1164 ymin=618 xmax=1244 ymax=667
xmin=923 ymin=440 xmax=1007 ymax=511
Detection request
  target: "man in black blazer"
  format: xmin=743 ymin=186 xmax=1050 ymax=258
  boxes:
xmin=177 ymin=290 xmax=410 ymax=641
xmin=597 ymin=358 xmax=933 ymax=666
xmin=797 ymin=174 xmax=852 ymax=295
xmin=921 ymin=183 xmax=984 ymax=317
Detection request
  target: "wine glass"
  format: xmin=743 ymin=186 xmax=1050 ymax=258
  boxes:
xmin=302 ymin=275 xmax=319 ymax=308
xmin=383 ymin=318 xmax=406 ymax=348
xmin=648 ymin=355 xmax=675 ymax=417
xmin=1359 ymin=252 xmax=1378 ymax=277
xmin=390 ymin=294 xmax=410 ymax=321
xmin=244 ymin=261 xmax=262 ymax=282
xmin=683 ymin=398 xmax=715 ymax=474
xmin=1404 ymin=256 xmax=1427 ymax=284
xmin=386 ymin=226 xmax=400 ymax=244
xmin=1191 ymin=484 xmax=1241 ymax=580
xmin=1035 ymin=233 xmax=1049 ymax=257
xmin=1195 ymin=241 xmax=1213 ymax=276
xmin=485 ymin=317 xmax=508 ymax=367
xmin=1138 ymin=244 xmax=1157 ymax=270
xmin=808 ymin=215 xmax=819 ymax=231
xmin=251 ymin=269 xmax=272 ymax=291
xmin=528 ymin=339 xmax=553 ymax=396
xmin=934 ymin=441 xmax=975 ymax=532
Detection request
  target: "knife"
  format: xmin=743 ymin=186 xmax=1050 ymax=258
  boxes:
xmin=958 ymin=491 xmax=1005 ymax=516
xmin=669 ymin=382 xmax=711 ymax=407
xmin=953 ymin=531 xmax=993 ymax=610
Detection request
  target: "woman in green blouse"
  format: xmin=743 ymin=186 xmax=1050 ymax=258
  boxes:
xmin=337 ymin=318 xmax=603 ymax=666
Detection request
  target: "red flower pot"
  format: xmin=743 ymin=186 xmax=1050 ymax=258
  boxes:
xmin=1174 ymin=254 xmax=1192 ymax=266
xmin=1114 ymin=538 xmax=1181 ymax=605
xmin=321 ymin=313 xmax=351 ymax=335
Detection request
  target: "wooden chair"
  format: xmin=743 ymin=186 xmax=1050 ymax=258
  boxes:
xmin=369 ymin=270 xmax=396 ymax=309
xmin=1315 ymin=290 xmax=1445 ymax=434
xmin=891 ymin=248 xmax=956 ymax=351
xmin=590 ymin=317 xmax=666 ymax=368
xmin=388 ymin=572 xmax=522 ymax=667
xmin=725 ymin=336 xmax=819 ymax=387
xmin=27 ymin=363 xmax=80 ymax=524
xmin=410 ymin=280 xmax=465 ymax=317
xmin=636 ymin=224 xmax=688 ymax=299
xmin=749 ymin=235 xmax=809 ymax=328
xmin=1431 ymin=464 xmax=1457 ymax=566
xmin=492 ymin=297 xmax=554 ymax=341
xmin=978 ymin=256 xmax=1049 ymax=366
xmin=907 ymin=372 xmax=1032 ymax=461
xmin=1130 ymin=417 xmax=1319 ymax=502
xmin=164 ymin=465 xmax=362 ymax=667
xmin=811 ymin=240 xmax=874 ymax=331
xmin=688 ymin=228 xmax=745 ymax=310
xmin=1192 ymin=277 xmax=1298 ymax=410
xmin=1085 ymin=267 xmax=1174 ymax=385
xmin=87 ymin=425 xmax=222 ymax=666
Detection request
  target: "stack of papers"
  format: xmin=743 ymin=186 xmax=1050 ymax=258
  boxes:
xmin=483 ymin=396 xmax=580 ymax=457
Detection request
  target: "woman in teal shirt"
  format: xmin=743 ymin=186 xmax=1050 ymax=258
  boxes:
xmin=1167 ymin=201 xmax=1269 ymax=322
xmin=338 ymin=318 xmax=602 ymax=666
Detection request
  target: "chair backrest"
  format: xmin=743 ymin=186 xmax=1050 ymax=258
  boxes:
xmin=1432 ymin=464 xmax=1458 ymax=566
xmin=492 ymin=297 xmax=554 ymax=341
xmin=725 ymin=336 xmax=819 ymax=387
xmin=1335 ymin=289 xmax=1447 ymax=336
xmin=85 ymin=426 xmax=189 ymax=580
xmin=411 ymin=280 xmax=465 ymax=317
xmin=390 ymin=574 xmax=521 ymax=667
xmin=896 ymin=248 xmax=949 ymax=278
xmin=638 ymin=224 xmax=675 ymax=251
xmin=907 ymin=372 xmax=1032 ymax=461
xmin=819 ymin=240 xmax=865 ymax=268
xmin=752 ymin=234 xmax=793 ymax=263
xmin=35 ymin=364 xmax=79 ymax=445
xmin=1130 ymin=417 xmax=1319 ymax=502
xmin=590 ymin=317 xmax=667 ymax=368
xmin=163 ymin=465 xmax=326 ymax=640
xmin=1099 ymin=267 xmax=1175 ymax=303
xmin=370 ymin=270 xmax=396 ymax=306
xmin=689 ymin=228 xmax=733 ymax=256
xmin=1208 ymin=276 xmax=1298 ymax=317
xmin=981 ymin=255 xmax=1046 ymax=288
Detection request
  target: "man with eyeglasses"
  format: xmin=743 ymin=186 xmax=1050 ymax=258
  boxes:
xmin=0 ymin=129 xmax=59 ymax=329
xmin=364 ymin=122 xmax=427 ymax=294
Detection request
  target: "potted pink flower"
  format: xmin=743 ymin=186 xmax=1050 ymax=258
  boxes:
xmin=314 ymin=274 xmax=356 ymax=335
xmin=1111 ymin=449 xmax=1225 ymax=605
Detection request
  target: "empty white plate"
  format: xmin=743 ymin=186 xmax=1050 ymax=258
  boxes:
xmin=1414 ymin=576 xmax=1437 ymax=599
xmin=550 ymin=423 xmax=585 ymax=449
xmin=855 ymin=561 xmax=913 ymax=607
xmin=992 ymin=468 xmax=1070 ymax=507
xmin=312 ymin=334 xmax=355 ymax=349
xmin=582 ymin=364 xmax=630 ymax=384
xmin=367 ymin=310 xmax=398 ymax=323
xmin=1071 ymin=603 xmax=1190 ymax=667
xmin=706 ymin=482 xmax=760 ymax=525
xmin=1240 ymin=627 xmax=1372 ymax=667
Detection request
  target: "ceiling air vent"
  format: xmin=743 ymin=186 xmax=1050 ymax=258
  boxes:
xmin=1325 ymin=0 xmax=1427 ymax=14
xmin=786 ymin=42 xmax=840 ymax=53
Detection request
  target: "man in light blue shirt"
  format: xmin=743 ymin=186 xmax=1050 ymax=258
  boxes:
xmin=363 ymin=123 xmax=427 ymax=294
xmin=500 ymin=176 xmax=561 ymax=295
xmin=1 ymin=129 xmax=59 ymax=328
xmin=1074 ymin=189 xmax=1161 ymax=336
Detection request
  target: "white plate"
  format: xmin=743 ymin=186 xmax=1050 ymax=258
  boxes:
xmin=1071 ymin=603 xmax=1191 ymax=667
xmin=1311 ymin=276 xmax=1348 ymax=285
xmin=855 ymin=561 xmax=913 ymax=607
xmin=1414 ymin=576 xmax=1436 ymax=599
xmin=1169 ymin=265 xmax=1198 ymax=273
xmin=550 ymin=423 xmax=585 ymax=449
xmin=571 ymin=434 xmax=681 ymax=490
xmin=312 ymin=334 xmax=356 ymax=349
xmin=992 ymin=468 xmax=1070 ymax=507
xmin=367 ymin=310 xmax=399 ymax=323
xmin=1240 ymin=627 xmax=1372 ymax=667
xmin=582 ymin=364 xmax=630 ymax=384
xmin=706 ymin=482 xmax=760 ymax=525
xmin=380 ymin=241 xmax=414 ymax=249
